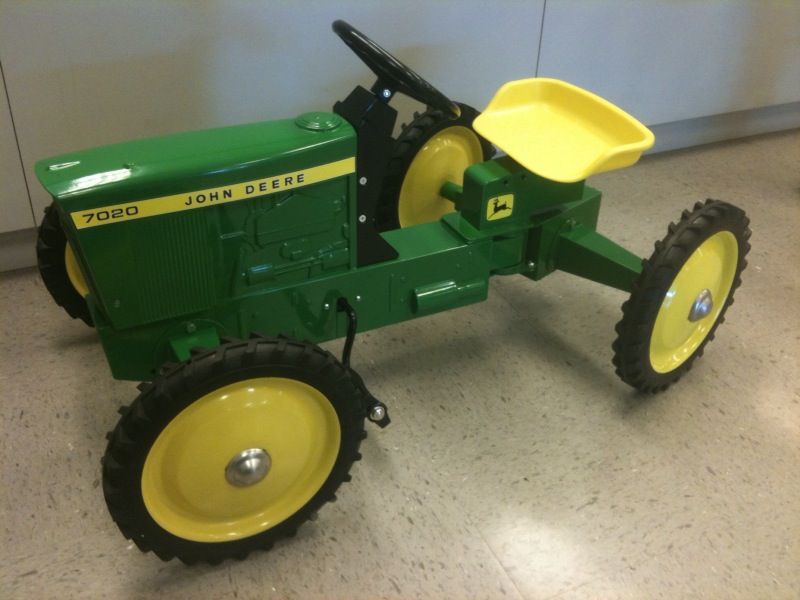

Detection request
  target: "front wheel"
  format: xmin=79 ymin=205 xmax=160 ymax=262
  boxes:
xmin=102 ymin=337 xmax=366 ymax=564
xmin=36 ymin=203 xmax=93 ymax=326
xmin=613 ymin=200 xmax=750 ymax=392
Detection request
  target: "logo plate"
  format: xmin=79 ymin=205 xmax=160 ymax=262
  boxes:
xmin=487 ymin=194 xmax=514 ymax=221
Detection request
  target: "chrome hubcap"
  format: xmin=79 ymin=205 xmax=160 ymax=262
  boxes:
xmin=688 ymin=288 xmax=714 ymax=322
xmin=225 ymin=448 xmax=271 ymax=487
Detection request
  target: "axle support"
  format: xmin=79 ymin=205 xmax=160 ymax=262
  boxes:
xmin=554 ymin=224 xmax=643 ymax=293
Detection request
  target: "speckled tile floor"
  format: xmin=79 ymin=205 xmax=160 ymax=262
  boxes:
xmin=1 ymin=129 xmax=799 ymax=599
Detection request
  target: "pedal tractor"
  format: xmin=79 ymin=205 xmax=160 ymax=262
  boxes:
xmin=35 ymin=21 xmax=750 ymax=564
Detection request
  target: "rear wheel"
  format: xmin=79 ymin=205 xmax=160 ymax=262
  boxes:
xmin=376 ymin=103 xmax=494 ymax=230
xmin=36 ymin=203 xmax=93 ymax=325
xmin=612 ymin=200 xmax=750 ymax=392
xmin=102 ymin=336 xmax=366 ymax=564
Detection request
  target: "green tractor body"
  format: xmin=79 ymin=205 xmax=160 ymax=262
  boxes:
xmin=37 ymin=111 xmax=642 ymax=381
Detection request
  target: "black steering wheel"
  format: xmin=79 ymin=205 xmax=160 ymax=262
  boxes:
xmin=332 ymin=20 xmax=461 ymax=118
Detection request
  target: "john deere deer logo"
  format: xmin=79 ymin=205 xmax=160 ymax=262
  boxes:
xmin=493 ymin=197 xmax=509 ymax=214
xmin=487 ymin=194 xmax=514 ymax=221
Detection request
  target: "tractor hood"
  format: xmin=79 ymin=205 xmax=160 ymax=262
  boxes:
xmin=36 ymin=112 xmax=355 ymax=213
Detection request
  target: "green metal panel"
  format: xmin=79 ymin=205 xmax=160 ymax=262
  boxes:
xmin=459 ymin=156 xmax=586 ymax=233
xmin=36 ymin=114 xmax=648 ymax=382
xmin=96 ymin=219 xmax=496 ymax=381
xmin=88 ymin=158 xmax=643 ymax=380
xmin=36 ymin=114 xmax=354 ymax=205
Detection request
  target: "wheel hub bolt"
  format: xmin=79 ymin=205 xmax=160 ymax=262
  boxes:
xmin=688 ymin=288 xmax=714 ymax=322
xmin=225 ymin=448 xmax=271 ymax=487
xmin=368 ymin=404 xmax=386 ymax=422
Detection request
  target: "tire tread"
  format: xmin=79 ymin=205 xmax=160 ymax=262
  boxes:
xmin=612 ymin=199 xmax=750 ymax=392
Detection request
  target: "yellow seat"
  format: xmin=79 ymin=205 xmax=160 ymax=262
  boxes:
xmin=473 ymin=78 xmax=655 ymax=183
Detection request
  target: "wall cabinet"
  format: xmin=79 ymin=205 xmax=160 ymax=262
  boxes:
xmin=537 ymin=1 xmax=800 ymax=125
xmin=1 ymin=1 xmax=798 ymax=269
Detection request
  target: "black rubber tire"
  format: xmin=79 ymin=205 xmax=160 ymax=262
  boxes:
xmin=36 ymin=203 xmax=93 ymax=326
xmin=375 ymin=102 xmax=495 ymax=231
xmin=102 ymin=336 xmax=367 ymax=564
xmin=612 ymin=199 xmax=751 ymax=393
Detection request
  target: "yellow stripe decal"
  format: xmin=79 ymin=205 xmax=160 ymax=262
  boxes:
xmin=71 ymin=157 xmax=355 ymax=229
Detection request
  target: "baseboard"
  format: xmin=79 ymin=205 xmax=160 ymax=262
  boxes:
xmin=649 ymin=101 xmax=800 ymax=153
xmin=0 ymin=227 xmax=36 ymax=272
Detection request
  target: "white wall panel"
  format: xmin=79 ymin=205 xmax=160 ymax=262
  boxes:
xmin=537 ymin=0 xmax=800 ymax=126
xmin=0 ymin=0 xmax=544 ymax=218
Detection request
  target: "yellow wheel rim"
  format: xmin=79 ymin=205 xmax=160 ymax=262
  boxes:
xmin=398 ymin=126 xmax=483 ymax=227
xmin=141 ymin=377 xmax=341 ymax=542
xmin=649 ymin=231 xmax=738 ymax=373
xmin=64 ymin=243 xmax=89 ymax=298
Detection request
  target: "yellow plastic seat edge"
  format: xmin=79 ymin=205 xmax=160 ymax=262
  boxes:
xmin=474 ymin=78 xmax=655 ymax=182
